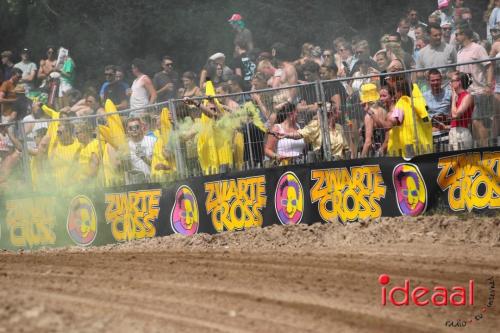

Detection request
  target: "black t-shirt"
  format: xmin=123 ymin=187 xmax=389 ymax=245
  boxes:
xmin=233 ymin=52 xmax=256 ymax=91
xmin=103 ymin=81 xmax=127 ymax=106
xmin=153 ymin=70 xmax=179 ymax=102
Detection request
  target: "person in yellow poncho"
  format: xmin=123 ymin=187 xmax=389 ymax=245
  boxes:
xmin=372 ymin=77 xmax=433 ymax=158
xmin=75 ymin=121 xmax=100 ymax=186
xmin=98 ymin=99 xmax=128 ymax=187
xmin=195 ymin=81 xmax=225 ymax=175
xmin=151 ymin=108 xmax=176 ymax=182
xmin=48 ymin=121 xmax=82 ymax=188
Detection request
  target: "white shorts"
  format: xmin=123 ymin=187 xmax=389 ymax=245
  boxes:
xmin=59 ymin=80 xmax=73 ymax=97
xmin=449 ymin=127 xmax=473 ymax=151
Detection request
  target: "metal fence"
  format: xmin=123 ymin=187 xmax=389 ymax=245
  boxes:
xmin=1 ymin=58 xmax=499 ymax=192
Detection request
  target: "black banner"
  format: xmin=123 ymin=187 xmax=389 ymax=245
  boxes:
xmin=0 ymin=147 xmax=498 ymax=250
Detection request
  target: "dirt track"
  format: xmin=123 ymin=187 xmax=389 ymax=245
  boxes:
xmin=1 ymin=215 xmax=500 ymax=333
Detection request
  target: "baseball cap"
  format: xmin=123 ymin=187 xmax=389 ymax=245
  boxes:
xmin=21 ymin=48 xmax=30 ymax=54
xmin=438 ymin=0 xmax=450 ymax=10
xmin=209 ymin=52 xmax=225 ymax=61
xmin=228 ymin=13 xmax=243 ymax=22
xmin=440 ymin=20 xmax=452 ymax=28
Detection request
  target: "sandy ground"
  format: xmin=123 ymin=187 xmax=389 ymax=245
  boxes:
xmin=1 ymin=215 xmax=500 ymax=333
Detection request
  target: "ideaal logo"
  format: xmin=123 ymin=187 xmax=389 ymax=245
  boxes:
xmin=438 ymin=151 xmax=499 ymax=212
xmin=393 ymin=163 xmax=427 ymax=216
xmin=310 ymin=166 xmax=386 ymax=224
xmin=67 ymin=195 xmax=97 ymax=246
xmin=5 ymin=197 xmax=57 ymax=248
xmin=275 ymin=172 xmax=304 ymax=225
xmin=205 ymin=176 xmax=267 ymax=232
xmin=171 ymin=185 xmax=199 ymax=235
xmin=378 ymin=274 xmax=496 ymax=328
xmin=105 ymin=189 xmax=161 ymax=242
xmin=379 ymin=274 xmax=474 ymax=307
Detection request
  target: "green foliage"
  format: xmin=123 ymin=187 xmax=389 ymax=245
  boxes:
xmin=0 ymin=0 xmax=489 ymax=88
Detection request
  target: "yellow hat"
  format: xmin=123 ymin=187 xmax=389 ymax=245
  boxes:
xmin=360 ymin=83 xmax=380 ymax=103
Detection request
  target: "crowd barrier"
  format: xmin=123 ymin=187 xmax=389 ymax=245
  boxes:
xmin=1 ymin=58 xmax=498 ymax=192
xmin=0 ymin=146 xmax=498 ymax=250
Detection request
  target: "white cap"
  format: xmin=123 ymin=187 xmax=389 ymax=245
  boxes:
xmin=209 ymin=52 xmax=225 ymax=61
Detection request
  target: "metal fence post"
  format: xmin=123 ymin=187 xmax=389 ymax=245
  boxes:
xmin=168 ymin=100 xmax=187 ymax=179
xmin=409 ymin=80 xmax=419 ymax=157
xmin=17 ymin=122 xmax=32 ymax=187
xmin=315 ymin=80 xmax=332 ymax=161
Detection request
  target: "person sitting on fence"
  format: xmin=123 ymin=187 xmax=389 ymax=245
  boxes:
xmin=450 ymin=71 xmax=474 ymax=150
xmin=126 ymin=117 xmax=156 ymax=184
xmin=265 ymin=102 xmax=306 ymax=165
xmin=360 ymin=83 xmax=386 ymax=158
xmin=75 ymin=121 xmax=100 ymax=185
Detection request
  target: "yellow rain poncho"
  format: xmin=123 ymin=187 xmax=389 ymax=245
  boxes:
xmin=197 ymin=81 xmax=224 ymax=175
xmin=98 ymin=99 xmax=128 ymax=186
xmin=151 ymin=107 xmax=176 ymax=181
xmin=388 ymin=84 xmax=433 ymax=158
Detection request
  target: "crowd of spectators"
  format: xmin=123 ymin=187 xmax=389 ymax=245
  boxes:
xmin=1 ymin=0 xmax=499 ymax=189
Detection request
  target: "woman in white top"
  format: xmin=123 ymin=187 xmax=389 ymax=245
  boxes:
xmin=265 ymin=102 xmax=305 ymax=165
xmin=130 ymin=58 xmax=157 ymax=111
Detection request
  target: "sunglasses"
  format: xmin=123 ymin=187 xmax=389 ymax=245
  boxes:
xmin=127 ymin=125 xmax=140 ymax=131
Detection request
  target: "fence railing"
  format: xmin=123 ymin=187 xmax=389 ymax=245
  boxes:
xmin=1 ymin=57 xmax=499 ymax=192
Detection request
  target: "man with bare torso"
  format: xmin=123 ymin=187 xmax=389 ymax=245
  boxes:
xmin=269 ymin=42 xmax=298 ymax=105
xmin=37 ymin=46 xmax=57 ymax=86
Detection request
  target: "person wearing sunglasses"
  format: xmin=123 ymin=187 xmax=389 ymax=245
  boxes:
xmin=126 ymin=117 xmax=157 ymax=183
xmin=100 ymin=65 xmax=128 ymax=110
xmin=153 ymin=56 xmax=179 ymax=103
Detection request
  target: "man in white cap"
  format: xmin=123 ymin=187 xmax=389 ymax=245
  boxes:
xmin=228 ymin=13 xmax=253 ymax=52
xmin=441 ymin=20 xmax=453 ymax=44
